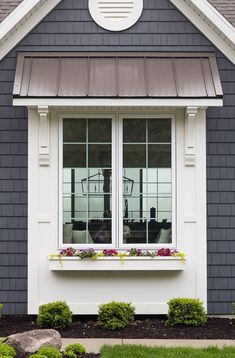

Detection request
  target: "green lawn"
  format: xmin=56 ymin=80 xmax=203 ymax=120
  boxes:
xmin=100 ymin=345 xmax=235 ymax=358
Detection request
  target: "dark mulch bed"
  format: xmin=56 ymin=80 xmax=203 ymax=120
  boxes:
xmin=0 ymin=315 xmax=234 ymax=340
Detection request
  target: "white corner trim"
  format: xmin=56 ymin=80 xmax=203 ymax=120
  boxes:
xmin=0 ymin=0 xmax=62 ymax=61
xmin=38 ymin=106 xmax=50 ymax=166
xmin=13 ymin=98 xmax=223 ymax=108
xmin=169 ymin=0 xmax=235 ymax=64
xmin=185 ymin=106 xmax=197 ymax=166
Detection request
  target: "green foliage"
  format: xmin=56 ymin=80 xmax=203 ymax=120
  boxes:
xmin=0 ymin=356 xmax=15 ymax=358
xmin=97 ymin=301 xmax=135 ymax=330
xmin=28 ymin=355 xmax=48 ymax=358
xmin=100 ymin=345 xmax=235 ymax=358
xmin=37 ymin=301 xmax=72 ymax=329
xmin=0 ymin=304 xmax=4 ymax=318
xmin=0 ymin=343 xmax=16 ymax=357
xmin=37 ymin=347 xmax=62 ymax=358
xmin=64 ymin=343 xmax=86 ymax=357
xmin=166 ymin=298 xmax=207 ymax=326
xmin=232 ymin=302 xmax=235 ymax=314
xmin=63 ymin=351 xmax=76 ymax=358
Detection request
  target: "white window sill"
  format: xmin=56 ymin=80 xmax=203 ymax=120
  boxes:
xmin=49 ymin=256 xmax=186 ymax=271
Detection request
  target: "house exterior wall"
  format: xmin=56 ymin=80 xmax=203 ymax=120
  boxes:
xmin=0 ymin=0 xmax=234 ymax=314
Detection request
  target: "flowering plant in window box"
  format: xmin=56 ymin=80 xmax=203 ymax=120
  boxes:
xmin=49 ymin=248 xmax=186 ymax=271
xmin=51 ymin=247 xmax=185 ymax=262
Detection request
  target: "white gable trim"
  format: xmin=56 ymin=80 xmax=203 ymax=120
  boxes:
xmin=0 ymin=0 xmax=61 ymax=61
xmin=0 ymin=0 xmax=235 ymax=63
xmin=170 ymin=0 xmax=235 ymax=64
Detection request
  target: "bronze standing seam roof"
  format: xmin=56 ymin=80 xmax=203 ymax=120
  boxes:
xmin=13 ymin=53 xmax=223 ymax=99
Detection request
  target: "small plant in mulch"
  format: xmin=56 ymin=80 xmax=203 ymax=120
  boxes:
xmin=166 ymin=298 xmax=207 ymax=326
xmin=36 ymin=347 xmax=62 ymax=358
xmin=63 ymin=343 xmax=86 ymax=357
xmin=97 ymin=301 xmax=135 ymax=330
xmin=0 ymin=342 xmax=16 ymax=357
xmin=37 ymin=301 xmax=73 ymax=329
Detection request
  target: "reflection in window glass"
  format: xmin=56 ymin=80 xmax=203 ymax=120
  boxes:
xmin=123 ymin=118 xmax=172 ymax=245
xmin=63 ymin=118 xmax=112 ymax=245
xmin=62 ymin=117 xmax=173 ymax=247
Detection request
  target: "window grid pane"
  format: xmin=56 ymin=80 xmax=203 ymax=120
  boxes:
xmin=63 ymin=118 xmax=112 ymax=245
xmin=123 ymin=118 xmax=172 ymax=245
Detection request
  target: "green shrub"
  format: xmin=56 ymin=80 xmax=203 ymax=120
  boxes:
xmin=37 ymin=301 xmax=72 ymax=329
xmin=0 ymin=343 xmax=16 ymax=357
xmin=64 ymin=343 xmax=86 ymax=357
xmin=63 ymin=351 xmax=76 ymax=358
xmin=28 ymin=355 xmax=48 ymax=358
xmin=166 ymin=298 xmax=207 ymax=326
xmin=97 ymin=301 xmax=135 ymax=330
xmin=37 ymin=347 xmax=62 ymax=358
xmin=0 ymin=304 xmax=4 ymax=318
xmin=0 ymin=356 xmax=14 ymax=358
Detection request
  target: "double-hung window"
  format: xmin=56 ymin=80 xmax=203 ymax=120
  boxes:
xmin=61 ymin=114 xmax=175 ymax=249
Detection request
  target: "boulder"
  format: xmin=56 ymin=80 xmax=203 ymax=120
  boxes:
xmin=5 ymin=329 xmax=62 ymax=357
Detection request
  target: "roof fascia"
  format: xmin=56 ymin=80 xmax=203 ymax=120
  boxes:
xmin=0 ymin=0 xmax=61 ymax=61
xmin=169 ymin=0 xmax=235 ymax=64
xmin=12 ymin=98 xmax=223 ymax=108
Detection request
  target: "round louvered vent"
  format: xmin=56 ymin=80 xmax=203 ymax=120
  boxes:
xmin=89 ymin=0 xmax=143 ymax=31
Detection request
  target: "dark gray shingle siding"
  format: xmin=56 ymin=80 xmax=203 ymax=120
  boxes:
xmin=207 ymin=56 xmax=235 ymax=314
xmin=0 ymin=0 xmax=234 ymax=314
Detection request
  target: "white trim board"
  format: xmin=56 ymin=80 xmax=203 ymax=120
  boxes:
xmin=0 ymin=0 xmax=62 ymax=61
xmin=13 ymin=98 xmax=223 ymax=108
xmin=0 ymin=0 xmax=235 ymax=63
xmin=169 ymin=0 xmax=235 ymax=64
xmin=27 ymin=107 xmax=207 ymax=314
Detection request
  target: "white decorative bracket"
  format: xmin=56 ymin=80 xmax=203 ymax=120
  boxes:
xmin=185 ymin=107 xmax=198 ymax=167
xmin=38 ymin=106 xmax=50 ymax=166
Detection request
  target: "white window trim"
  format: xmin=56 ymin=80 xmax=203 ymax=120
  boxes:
xmin=59 ymin=113 xmax=176 ymax=250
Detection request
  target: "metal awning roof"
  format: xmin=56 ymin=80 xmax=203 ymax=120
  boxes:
xmin=13 ymin=52 xmax=223 ymax=101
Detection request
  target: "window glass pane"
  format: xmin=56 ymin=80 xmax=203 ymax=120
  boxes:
xmin=123 ymin=118 xmax=172 ymax=245
xmin=88 ymin=144 xmax=111 ymax=167
xmin=148 ymin=144 xmax=171 ymax=167
xmin=63 ymin=118 xmax=112 ymax=245
xmin=63 ymin=118 xmax=86 ymax=142
xmin=123 ymin=119 xmax=146 ymax=143
xmin=123 ymin=144 xmax=146 ymax=168
xmin=148 ymin=118 xmax=171 ymax=142
xmin=88 ymin=118 xmax=111 ymax=142
xmin=63 ymin=144 xmax=86 ymax=168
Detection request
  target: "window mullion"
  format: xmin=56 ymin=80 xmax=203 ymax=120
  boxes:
xmin=117 ymin=115 xmax=123 ymax=249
